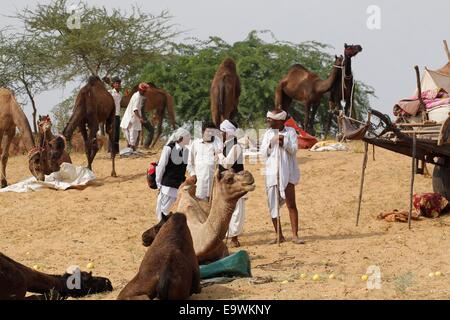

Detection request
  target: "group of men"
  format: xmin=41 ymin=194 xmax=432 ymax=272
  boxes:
xmin=154 ymin=109 xmax=305 ymax=246
xmin=108 ymin=78 xmax=304 ymax=245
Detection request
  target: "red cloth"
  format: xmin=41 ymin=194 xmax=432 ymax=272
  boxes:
xmin=284 ymin=118 xmax=318 ymax=149
xmin=413 ymin=193 xmax=449 ymax=218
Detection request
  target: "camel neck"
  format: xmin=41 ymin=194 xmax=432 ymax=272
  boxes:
xmin=11 ymin=98 xmax=36 ymax=151
xmin=345 ymin=56 xmax=352 ymax=77
xmin=315 ymin=64 xmax=340 ymax=93
xmin=206 ymin=186 xmax=239 ymax=239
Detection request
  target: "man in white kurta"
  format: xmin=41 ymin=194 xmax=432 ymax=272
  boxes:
xmin=260 ymin=110 xmax=304 ymax=245
xmin=187 ymin=123 xmax=222 ymax=200
xmin=218 ymin=120 xmax=246 ymax=247
xmin=120 ymin=83 xmax=149 ymax=149
xmin=155 ymin=128 xmax=191 ymax=221
xmin=108 ymin=77 xmax=122 ymax=154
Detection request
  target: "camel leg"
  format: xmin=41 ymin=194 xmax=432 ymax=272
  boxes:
xmin=308 ymin=104 xmax=319 ymax=136
xmin=150 ymin=113 xmax=163 ymax=149
xmin=1 ymin=129 xmax=14 ymax=188
xmin=87 ymin=123 xmax=99 ymax=171
xmin=303 ymin=103 xmax=311 ymax=134
xmin=79 ymin=125 xmax=91 ymax=169
xmin=105 ymin=112 xmax=117 ymax=177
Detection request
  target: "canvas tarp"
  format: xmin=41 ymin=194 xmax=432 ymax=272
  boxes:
xmin=415 ymin=68 xmax=450 ymax=94
xmin=284 ymin=118 xmax=318 ymax=149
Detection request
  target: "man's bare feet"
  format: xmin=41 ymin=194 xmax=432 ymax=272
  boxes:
xmin=229 ymin=239 xmax=241 ymax=248
xmin=268 ymin=236 xmax=286 ymax=245
xmin=292 ymin=237 xmax=305 ymax=245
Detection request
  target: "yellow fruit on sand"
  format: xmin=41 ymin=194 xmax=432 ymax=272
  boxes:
xmin=33 ymin=265 xmax=41 ymax=271
xmin=300 ymin=273 xmax=307 ymax=279
xmin=435 ymin=271 xmax=442 ymax=277
xmin=361 ymin=274 xmax=369 ymax=281
xmin=312 ymin=274 xmax=320 ymax=281
xmin=428 ymin=272 xmax=434 ymax=278
xmin=329 ymin=274 xmax=336 ymax=280
xmin=86 ymin=262 xmax=95 ymax=270
xmin=281 ymin=280 xmax=289 ymax=284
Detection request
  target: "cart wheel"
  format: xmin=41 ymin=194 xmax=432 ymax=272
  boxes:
xmin=366 ymin=109 xmax=392 ymax=138
xmin=432 ymin=165 xmax=450 ymax=200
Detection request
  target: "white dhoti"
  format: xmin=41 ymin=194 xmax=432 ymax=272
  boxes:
xmin=227 ymin=198 xmax=246 ymax=238
xmin=122 ymin=125 xmax=139 ymax=147
xmin=266 ymin=185 xmax=287 ymax=219
xmin=155 ymin=191 xmax=177 ymax=221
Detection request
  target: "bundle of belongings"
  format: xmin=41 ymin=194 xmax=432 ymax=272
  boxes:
xmin=284 ymin=118 xmax=318 ymax=149
xmin=393 ymin=68 xmax=450 ymax=123
xmin=377 ymin=193 xmax=449 ymax=222
xmin=310 ymin=140 xmax=348 ymax=152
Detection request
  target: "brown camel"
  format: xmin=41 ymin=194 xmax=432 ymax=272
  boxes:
xmin=118 ymin=213 xmax=200 ymax=300
xmin=210 ymin=58 xmax=241 ymax=127
xmin=63 ymin=76 xmax=117 ymax=177
xmin=275 ymin=55 xmax=344 ymax=134
xmin=0 ymin=88 xmax=46 ymax=187
xmin=37 ymin=115 xmax=72 ymax=173
xmin=325 ymin=44 xmax=363 ymax=136
xmin=0 ymin=252 xmax=113 ymax=300
xmin=120 ymin=83 xmax=176 ymax=148
xmin=142 ymin=169 xmax=256 ymax=264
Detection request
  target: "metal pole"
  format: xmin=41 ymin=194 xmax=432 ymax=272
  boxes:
xmin=356 ymin=142 xmax=369 ymax=226
xmin=408 ymin=133 xmax=417 ymax=229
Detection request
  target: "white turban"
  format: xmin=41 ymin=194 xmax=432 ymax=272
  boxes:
xmin=166 ymin=128 xmax=191 ymax=145
xmin=220 ymin=120 xmax=237 ymax=136
xmin=267 ymin=110 xmax=288 ymax=121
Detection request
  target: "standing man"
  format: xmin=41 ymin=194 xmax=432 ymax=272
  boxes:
xmin=260 ymin=109 xmax=304 ymax=245
xmin=120 ymin=82 xmax=149 ymax=150
xmin=187 ymin=122 xmax=222 ymax=201
xmin=109 ymin=77 xmax=122 ymax=153
xmin=218 ymin=119 xmax=246 ymax=247
xmin=155 ymin=128 xmax=191 ymax=221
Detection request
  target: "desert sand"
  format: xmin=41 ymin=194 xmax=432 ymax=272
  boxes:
xmin=1 ymin=141 xmax=450 ymax=300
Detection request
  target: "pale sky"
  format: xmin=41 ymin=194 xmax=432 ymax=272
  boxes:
xmin=2 ymin=0 xmax=450 ymax=124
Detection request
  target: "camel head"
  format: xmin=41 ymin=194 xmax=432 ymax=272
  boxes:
xmin=333 ymin=55 xmax=344 ymax=68
xmin=344 ymin=43 xmax=363 ymax=58
xmin=142 ymin=213 xmax=172 ymax=247
xmin=38 ymin=115 xmax=52 ymax=135
xmin=60 ymin=271 xmax=113 ymax=298
xmin=215 ymin=169 xmax=255 ymax=201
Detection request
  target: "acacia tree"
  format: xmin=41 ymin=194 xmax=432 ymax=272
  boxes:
xmin=0 ymin=33 xmax=55 ymax=133
xmin=16 ymin=0 xmax=178 ymax=82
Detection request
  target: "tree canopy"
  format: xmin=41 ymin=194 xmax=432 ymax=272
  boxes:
xmin=134 ymin=31 xmax=374 ymax=134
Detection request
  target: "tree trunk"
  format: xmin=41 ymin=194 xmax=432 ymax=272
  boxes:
xmin=31 ymin=97 xmax=38 ymax=135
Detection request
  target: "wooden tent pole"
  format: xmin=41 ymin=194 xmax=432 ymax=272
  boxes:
xmin=408 ymin=133 xmax=417 ymax=229
xmin=356 ymin=141 xmax=369 ymax=226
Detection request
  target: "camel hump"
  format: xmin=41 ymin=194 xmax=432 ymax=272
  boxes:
xmin=290 ymin=64 xmax=307 ymax=71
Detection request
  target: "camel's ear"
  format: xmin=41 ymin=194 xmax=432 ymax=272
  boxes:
xmin=215 ymin=169 xmax=222 ymax=181
xmin=344 ymin=43 xmax=348 ymax=48
xmin=335 ymin=55 xmax=338 ymax=59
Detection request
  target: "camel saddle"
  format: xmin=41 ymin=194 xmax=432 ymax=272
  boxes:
xmin=339 ymin=116 xmax=369 ymax=141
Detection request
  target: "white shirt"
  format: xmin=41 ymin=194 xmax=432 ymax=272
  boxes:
xmin=218 ymin=137 xmax=243 ymax=170
xmin=187 ymin=138 xmax=222 ymax=199
xmin=109 ymin=89 xmax=122 ymax=116
xmin=260 ymin=126 xmax=300 ymax=199
xmin=156 ymin=143 xmax=188 ymax=198
xmin=120 ymin=92 xmax=143 ymax=131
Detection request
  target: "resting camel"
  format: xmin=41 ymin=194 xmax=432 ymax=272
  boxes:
xmin=142 ymin=169 xmax=256 ymax=264
xmin=275 ymin=55 xmax=344 ymax=134
xmin=118 ymin=213 xmax=200 ymax=300
xmin=37 ymin=115 xmax=72 ymax=173
xmin=0 ymin=88 xmax=46 ymax=187
xmin=0 ymin=252 xmax=113 ymax=300
xmin=210 ymin=58 xmax=241 ymax=127
xmin=63 ymin=76 xmax=117 ymax=177
xmin=120 ymin=83 xmax=176 ymax=148
xmin=325 ymin=44 xmax=363 ymax=136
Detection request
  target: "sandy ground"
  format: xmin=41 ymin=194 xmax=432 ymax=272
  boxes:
xmin=1 ymin=140 xmax=450 ymax=300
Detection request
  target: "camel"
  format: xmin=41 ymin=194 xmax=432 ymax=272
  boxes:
xmin=63 ymin=76 xmax=117 ymax=177
xmin=142 ymin=169 xmax=256 ymax=264
xmin=210 ymin=58 xmax=241 ymax=127
xmin=120 ymin=83 xmax=176 ymax=148
xmin=0 ymin=88 xmax=46 ymax=187
xmin=275 ymin=55 xmax=344 ymax=134
xmin=118 ymin=213 xmax=200 ymax=300
xmin=0 ymin=252 xmax=113 ymax=300
xmin=37 ymin=115 xmax=72 ymax=173
xmin=325 ymin=44 xmax=363 ymax=136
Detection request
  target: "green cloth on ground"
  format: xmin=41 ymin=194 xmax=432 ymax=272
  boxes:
xmin=200 ymin=250 xmax=252 ymax=279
